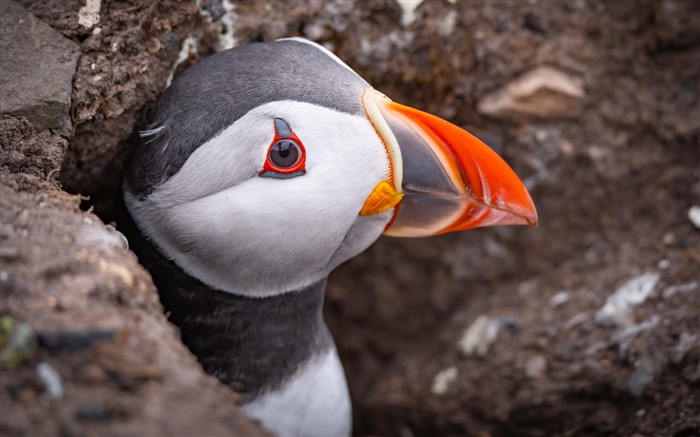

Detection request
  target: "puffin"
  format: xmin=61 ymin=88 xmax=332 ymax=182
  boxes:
xmin=122 ymin=37 xmax=537 ymax=437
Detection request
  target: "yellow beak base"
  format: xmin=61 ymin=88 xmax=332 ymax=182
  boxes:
xmin=360 ymin=181 xmax=403 ymax=216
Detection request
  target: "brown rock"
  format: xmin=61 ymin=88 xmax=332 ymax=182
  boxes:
xmin=0 ymin=172 xmax=268 ymax=436
xmin=0 ymin=1 xmax=80 ymax=134
xmin=0 ymin=115 xmax=67 ymax=185
xmin=477 ymin=66 xmax=585 ymax=119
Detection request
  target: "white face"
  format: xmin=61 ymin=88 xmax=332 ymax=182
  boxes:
xmin=126 ymin=101 xmax=393 ymax=297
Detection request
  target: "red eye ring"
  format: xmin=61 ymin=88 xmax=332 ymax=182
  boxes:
xmin=260 ymin=118 xmax=306 ymax=176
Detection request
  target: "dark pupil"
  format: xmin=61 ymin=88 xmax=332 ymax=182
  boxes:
xmin=270 ymin=140 xmax=300 ymax=168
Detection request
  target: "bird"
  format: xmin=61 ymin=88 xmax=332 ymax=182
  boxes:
xmin=121 ymin=37 xmax=537 ymax=437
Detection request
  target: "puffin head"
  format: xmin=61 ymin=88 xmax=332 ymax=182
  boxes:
xmin=124 ymin=37 xmax=537 ymax=297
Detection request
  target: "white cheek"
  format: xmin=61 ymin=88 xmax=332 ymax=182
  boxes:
xmin=129 ymin=101 xmax=392 ymax=296
xmin=154 ymin=178 xmax=357 ymax=294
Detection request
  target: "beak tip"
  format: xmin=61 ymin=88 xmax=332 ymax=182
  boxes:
xmin=522 ymin=200 xmax=539 ymax=228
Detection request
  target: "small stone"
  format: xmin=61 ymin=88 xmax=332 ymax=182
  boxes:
xmin=303 ymin=22 xmax=326 ymax=41
xmin=439 ymin=10 xmax=458 ymax=37
xmin=76 ymin=403 xmax=111 ymax=422
xmin=166 ymin=36 xmax=199 ymax=87
xmin=670 ymin=332 xmax=698 ymax=364
xmin=625 ymin=363 xmax=656 ymax=397
xmin=688 ymin=206 xmax=700 ymax=229
xmin=431 ymin=366 xmax=458 ymax=396
xmin=595 ymin=273 xmax=660 ymax=327
xmin=217 ymin=0 xmax=238 ymax=51
xmin=662 ymin=232 xmax=675 ymax=245
xmin=201 ymin=0 xmax=226 ymax=21
xmin=37 ymin=327 xmax=116 ymax=352
xmin=47 ymin=297 xmax=58 ymax=308
xmin=560 ymin=140 xmax=574 ymax=156
xmin=0 ymin=1 xmax=80 ymax=134
xmin=611 ymin=315 xmax=660 ymax=356
xmin=78 ymin=0 xmax=101 ymax=29
xmin=396 ymin=0 xmax=424 ymax=26
xmin=662 ymin=281 xmax=698 ymax=299
xmin=478 ymin=66 xmax=585 ymax=119
xmin=549 ymin=291 xmax=571 ymax=308
xmin=517 ymin=278 xmax=539 ymax=297
xmin=525 ymin=354 xmax=547 ymax=379
xmin=146 ymin=37 xmax=162 ymax=55
xmin=77 ymin=225 xmax=129 ymax=250
xmin=458 ymin=315 xmax=502 ymax=357
xmin=36 ymin=362 xmax=64 ymax=400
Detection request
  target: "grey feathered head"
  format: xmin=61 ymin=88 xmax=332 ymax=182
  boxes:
xmin=126 ymin=38 xmax=368 ymax=198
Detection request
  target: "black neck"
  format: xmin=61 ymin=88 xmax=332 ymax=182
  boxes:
xmin=117 ymin=199 xmax=332 ymax=400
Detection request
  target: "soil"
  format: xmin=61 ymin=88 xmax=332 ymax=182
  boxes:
xmin=1 ymin=1 xmax=699 ymax=436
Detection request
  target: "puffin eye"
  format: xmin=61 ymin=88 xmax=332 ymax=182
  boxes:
xmin=269 ymin=139 xmax=301 ymax=168
xmin=259 ymin=118 xmax=306 ymax=179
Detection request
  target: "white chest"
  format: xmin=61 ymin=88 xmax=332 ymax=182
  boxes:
xmin=241 ymin=348 xmax=352 ymax=437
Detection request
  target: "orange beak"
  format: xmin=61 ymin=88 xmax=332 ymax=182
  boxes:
xmin=363 ymin=90 xmax=538 ymax=237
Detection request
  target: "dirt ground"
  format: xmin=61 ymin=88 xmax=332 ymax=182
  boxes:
xmin=1 ymin=1 xmax=699 ymax=436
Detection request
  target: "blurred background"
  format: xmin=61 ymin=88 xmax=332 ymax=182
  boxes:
xmin=1 ymin=0 xmax=698 ymax=435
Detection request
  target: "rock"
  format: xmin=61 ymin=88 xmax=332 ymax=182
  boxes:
xmin=524 ymin=354 xmax=547 ymax=379
xmin=76 ymin=225 xmax=130 ymax=251
xmin=0 ymin=115 xmax=67 ymax=184
xmin=77 ymin=0 xmax=101 ymax=30
xmin=688 ymin=206 xmax=700 ymax=229
xmin=595 ymin=273 xmax=660 ymax=327
xmin=0 ymin=1 xmax=80 ymax=134
xmin=0 ymin=172 xmax=268 ymax=436
xmin=611 ymin=315 xmax=660 ymax=356
xmin=431 ymin=366 xmax=458 ymax=396
xmin=76 ymin=403 xmax=112 ymax=422
xmin=49 ymin=0 xmax=220 ymax=200
xmin=477 ymin=66 xmax=584 ymax=119
xmin=549 ymin=291 xmax=571 ymax=308
xmin=37 ymin=328 xmax=117 ymax=352
xmin=625 ymin=363 xmax=657 ymax=397
xmin=36 ymin=362 xmax=64 ymax=400
xmin=396 ymin=0 xmax=424 ymax=25
xmin=458 ymin=315 xmax=502 ymax=357
xmin=662 ymin=281 xmax=698 ymax=300
xmin=670 ymin=332 xmax=698 ymax=365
